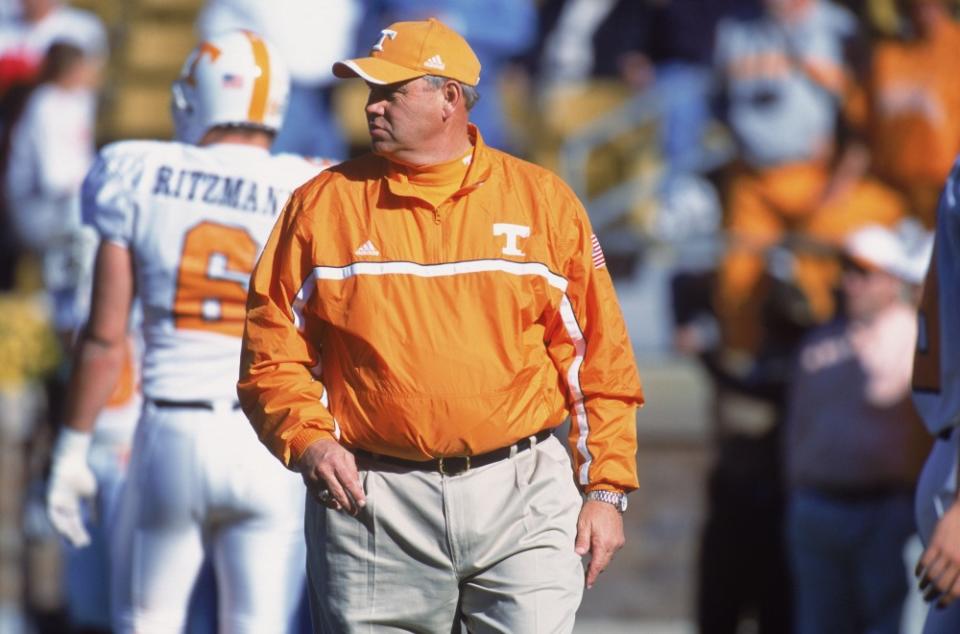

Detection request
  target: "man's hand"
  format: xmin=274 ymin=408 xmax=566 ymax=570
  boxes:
xmin=918 ymin=502 xmax=960 ymax=607
xmin=296 ymin=438 xmax=366 ymax=515
xmin=575 ymin=499 xmax=626 ymax=589
xmin=46 ymin=429 xmax=96 ymax=548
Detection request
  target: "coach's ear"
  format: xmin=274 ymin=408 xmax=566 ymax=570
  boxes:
xmin=440 ymin=79 xmax=462 ymax=120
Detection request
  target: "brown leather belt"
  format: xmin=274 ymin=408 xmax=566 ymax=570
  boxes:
xmin=353 ymin=428 xmax=554 ymax=476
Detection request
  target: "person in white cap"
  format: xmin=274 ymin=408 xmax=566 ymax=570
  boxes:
xmin=782 ymin=222 xmax=934 ymax=634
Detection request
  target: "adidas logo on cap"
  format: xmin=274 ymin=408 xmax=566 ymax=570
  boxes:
xmin=423 ymin=55 xmax=445 ymax=70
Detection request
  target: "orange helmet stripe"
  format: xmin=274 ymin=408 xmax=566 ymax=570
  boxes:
xmin=244 ymin=31 xmax=270 ymax=123
xmin=185 ymin=41 xmax=221 ymax=87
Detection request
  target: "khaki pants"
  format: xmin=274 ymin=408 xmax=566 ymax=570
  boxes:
xmin=306 ymin=435 xmax=584 ymax=633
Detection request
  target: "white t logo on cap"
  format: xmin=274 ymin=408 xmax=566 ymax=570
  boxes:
xmin=372 ymin=29 xmax=398 ymax=52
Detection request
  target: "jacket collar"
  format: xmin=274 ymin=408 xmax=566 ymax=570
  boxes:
xmin=383 ymin=124 xmax=493 ymax=204
xmin=458 ymin=124 xmax=493 ymax=194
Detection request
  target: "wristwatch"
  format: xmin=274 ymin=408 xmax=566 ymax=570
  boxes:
xmin=586 ymin=490 xmax=628 ymax=513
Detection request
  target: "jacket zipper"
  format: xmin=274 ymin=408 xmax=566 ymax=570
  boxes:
xmin=434 ymin=205 xmax=443 ymax=261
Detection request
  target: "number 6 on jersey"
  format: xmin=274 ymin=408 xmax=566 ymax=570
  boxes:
xmin=174 ymin=221 xmax=258 ymax=337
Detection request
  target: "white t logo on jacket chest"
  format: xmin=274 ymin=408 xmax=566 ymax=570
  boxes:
xmin=493 ymin=223 xmax=530 ymax=257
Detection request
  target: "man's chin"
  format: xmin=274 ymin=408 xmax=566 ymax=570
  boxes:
xmin=370 ymin=142 xmax=398 ymax=159
xmin=370 ymin=139 xmax=393 ymax=156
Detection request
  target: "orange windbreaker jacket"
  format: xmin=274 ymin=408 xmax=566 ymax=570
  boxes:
xmin=238 ymin=127 xmax=643 ymax=493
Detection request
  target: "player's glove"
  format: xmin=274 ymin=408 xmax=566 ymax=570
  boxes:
xmin=46 ymin=427 xmax=96 ymax=548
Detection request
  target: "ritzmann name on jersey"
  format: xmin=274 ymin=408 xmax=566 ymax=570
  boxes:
xmin=152 ymin=164 xmax=292 ymax=217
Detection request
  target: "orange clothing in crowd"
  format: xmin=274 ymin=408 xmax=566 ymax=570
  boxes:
xmin=867 ymin=18 xmax=960 ymax=225
xmin=717 ymin=161 xmax=905 ymax=352
xmin=238 ymin=126 xmax=643 ymax=493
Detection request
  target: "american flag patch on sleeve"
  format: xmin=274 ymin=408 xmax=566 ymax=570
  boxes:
xmin=591 ymin=233 xmax=606 ymax=269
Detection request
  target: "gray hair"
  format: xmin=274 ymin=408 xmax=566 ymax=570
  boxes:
xmin=423 ymin=74 xmax=480 ymax=111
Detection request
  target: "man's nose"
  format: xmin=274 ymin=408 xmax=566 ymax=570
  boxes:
xmin=366 ymin=96 xmax=385 ymax=115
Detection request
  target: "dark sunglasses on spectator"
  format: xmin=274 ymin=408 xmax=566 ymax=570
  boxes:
xmin=841 ymin=256 xmax=880 ymax=277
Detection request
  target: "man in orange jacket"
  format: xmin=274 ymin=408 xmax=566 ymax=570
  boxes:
xmin=238 ymin=18 xmax=644 ymax=632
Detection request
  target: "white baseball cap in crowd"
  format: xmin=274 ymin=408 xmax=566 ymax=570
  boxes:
xmin=843 ymin=222 xmax=934 ymax=285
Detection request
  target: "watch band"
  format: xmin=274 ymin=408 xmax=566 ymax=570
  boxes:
xmin=586 ymin=490 xmax=628 ymax=512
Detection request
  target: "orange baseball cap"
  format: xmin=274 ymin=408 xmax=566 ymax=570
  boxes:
xmin=333 ymin=18 xmax=481 ymax=86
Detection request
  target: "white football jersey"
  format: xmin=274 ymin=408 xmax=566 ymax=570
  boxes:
xmin=913 ymin=157 xmax=960 ymax=435
xmin=82 ymin=140 xmax=327 ymax=401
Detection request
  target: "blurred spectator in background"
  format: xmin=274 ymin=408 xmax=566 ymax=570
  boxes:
xmin=197 ymin=0 xmax=361 ymax=159
xmin=712 ymin=0 xmax=905 ymax=357
xmin=0 ymin=6 xmax=107 ymax=632
xmin=0 ymin=0 xmax=106 ymax=97
xmin=847 ymin=0 xmax=960 ymax=228
xmin=680 ymin=292 xmax=797 ymax=634
xmin=677 ymin=2 xmax=916 ymax=632
xmin=523 ymin=0 xmax=641 ymax=176
xmin=0 ymin=289 xmax=59 ymax=634
xmin=0 ymin=0 xmax=105 ymax=292
xmin=784 ymin=223 xmax=932 ymax=634
xmin=2 ymin=41 xmax=98 ymax=343
xmin=618 ymin=0 xmax=757 ymax=174
xmin=534 ymin=0 xmax=635 ymax=88
xmin=361 ymin=0 xmax=536 ymax=153
xmin=0 ymin=40 xmax=101 ymax=634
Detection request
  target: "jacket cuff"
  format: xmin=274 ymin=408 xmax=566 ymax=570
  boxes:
xmin=584 ymin=485 xmax=629 ymax=494
xmin=287 ymin=428 xmax=337 ymax=468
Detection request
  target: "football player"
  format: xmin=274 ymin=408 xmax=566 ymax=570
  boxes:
xmin=45 ymin=30 xmax=331 ymax=633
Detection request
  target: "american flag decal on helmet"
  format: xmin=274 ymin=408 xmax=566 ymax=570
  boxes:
xmin=591 ymin=234 xmax=606 ymax=269
xmin=222 ymin=73 xmax=244 ymax=88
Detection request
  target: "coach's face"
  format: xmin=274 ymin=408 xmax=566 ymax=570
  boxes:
xmin=365 ymin=77 xmax=446 ymax=163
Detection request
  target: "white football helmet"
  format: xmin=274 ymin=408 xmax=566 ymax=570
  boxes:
xmin=171 ymin=30 xmax=290 ymax=145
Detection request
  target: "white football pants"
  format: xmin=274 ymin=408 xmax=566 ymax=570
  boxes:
xmin=111 ymin=400 xmax=306 ymax=634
